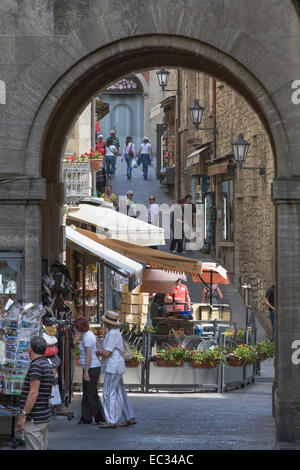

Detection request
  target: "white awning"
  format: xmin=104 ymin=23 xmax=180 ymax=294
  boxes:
xmin=186 ymin=146 xmax=209 ymax=169
xmin=67 ymin=204 xmax=165 ymax=247
xmin=66 ymin=226 xmax=143 ymax=290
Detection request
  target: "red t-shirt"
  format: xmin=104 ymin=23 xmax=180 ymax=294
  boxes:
xmin=96 ymin=141 xmax=106 ymax=154
xmin=166 ymin=284 xmax=189 ymax=311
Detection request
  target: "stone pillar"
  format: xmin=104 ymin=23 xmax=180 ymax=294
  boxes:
xmin=273 ymin=178 xmax=300 ymax=442
xmin=0 ymin=176 xmax=46 ymax=303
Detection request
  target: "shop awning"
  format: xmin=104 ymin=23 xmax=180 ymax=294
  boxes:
xmin=95 ymin=100 xmax=110 ymax=121
xmin=74 ymin=227 xmax=202 ymax=277
xmin=65 ymin=226 xmax=143 ymax=290
xmin=186 ymin=146 xmax=209 ymax=169
xmin=67 ymin=204 xmax=165 ymax=247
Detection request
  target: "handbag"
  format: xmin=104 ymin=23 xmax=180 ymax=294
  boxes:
xmin=128 ymin=143 xmax=134 ymax=157
xmin=45 ymin=344 xmax=59 ymax=357
xmin=49 ymin=384 xmax=62 ymax=406
xmin=117 ymin=339 xmax=133 ymax=361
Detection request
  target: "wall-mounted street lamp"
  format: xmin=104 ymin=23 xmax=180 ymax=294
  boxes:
xmin=188 ymin=100 xmax=218 ymax=136
xmin=231 ymin=133 xmax=265 ymax=175
xmin=156 ymin=69 xmax=181 ymax=95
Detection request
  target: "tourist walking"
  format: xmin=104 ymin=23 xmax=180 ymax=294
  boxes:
xmin=96 ymin=134 xmax=106 ymax=156
xmin=137 ymin=136 xmax=153 ymax=180
xmin=264 ymin=284 xmax=275 ymax=341
xmin=126 ymin=190 xmax=137 ymax=218
xmin=17 ymin=336 xmax=54 ymax=450
xmin=122 ymin=136 xmax=136 ymax=179
xmin=106 ymin=130 xmax=120 ymax=175
xmin=148 ymin=195 xmax=160 ymax=249
xmin=74 ymin=316 xmax=106 ymax=425
xmin=105 ymin=138 xmax=118 ymax=178
xmin=97 ymin=311 xmax=136 ymax=428
xmin=170 ymin=199 xmax=185 ymax=254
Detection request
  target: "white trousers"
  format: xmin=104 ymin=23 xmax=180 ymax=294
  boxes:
xmin=23 ymin=420 xmax=50 ymax=450
xmin=102 ymin=373 xmax=135 ymax=424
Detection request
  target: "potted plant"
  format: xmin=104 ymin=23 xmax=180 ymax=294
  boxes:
xmin=154 ymin=345 xmax=190 ymax=367
xmin=236 ymin=329 xmax=246 ymax=344
xmin=254 ymin=340 xmax=274 ymax=361
xmin=228 ymin=344 xmax=259 ymax=367
xmin=125 ymin=346 xmax=146 ymax=367
xmin=189 ymin=347 xmax=226 ymax=368
xmin=88 ymin=149 xmax=103 ymax=171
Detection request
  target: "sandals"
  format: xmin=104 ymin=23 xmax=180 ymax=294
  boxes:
xmin=99 ymin=422 xmax=118 ymax=428
xmin=119 ymin=418 xmax=137 ymax=427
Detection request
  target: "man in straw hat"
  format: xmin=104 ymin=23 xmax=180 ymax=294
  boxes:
xmin=97 ymin=311 xmax=136 ymax=428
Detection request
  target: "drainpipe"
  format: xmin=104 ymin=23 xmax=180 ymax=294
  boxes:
xmin=212 ymin=78 xmax=217 ymax=161
xmin=91 ymin=99 xmax=96 ymax=195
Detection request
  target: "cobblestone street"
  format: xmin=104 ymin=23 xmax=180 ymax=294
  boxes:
xmin=47 ymin=361 xmax=276 ymax=450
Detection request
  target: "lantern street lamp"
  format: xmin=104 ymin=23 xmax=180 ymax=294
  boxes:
xmin=231 ymin=133 xmax=250 ymax=168
xmin=156 ymin=69 xmax=170 ymax=91
xmin=188 ymin=100 xmax=218 ymax=136
xmin=156 ymin=69 xmax=181 ymax=95
xmin=231 ymin=133 xmax=265 ymax=175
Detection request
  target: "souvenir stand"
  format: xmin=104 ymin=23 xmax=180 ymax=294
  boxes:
xmin=0 ymin=302 xmax=43 ymax=448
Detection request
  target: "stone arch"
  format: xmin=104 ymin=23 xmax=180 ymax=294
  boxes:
xmin=1 ymin=1 xmax=300 ymax=442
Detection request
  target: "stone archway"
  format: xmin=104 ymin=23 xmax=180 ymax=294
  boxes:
xmin=1 ymin=1 xmax=300 ymax=442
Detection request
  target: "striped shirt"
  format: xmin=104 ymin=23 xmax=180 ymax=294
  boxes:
xmin=107 ymin=135 xmax=120 ymax=150
xmin=19 ymin=356 xmax=54 ymax=423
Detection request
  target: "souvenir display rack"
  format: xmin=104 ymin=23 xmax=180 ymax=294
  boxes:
xmin=0 ymin=302 xmax=43 ymax=448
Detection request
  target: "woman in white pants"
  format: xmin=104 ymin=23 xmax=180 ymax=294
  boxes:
xmin=97 ymin=311 xmax=136 ymax=428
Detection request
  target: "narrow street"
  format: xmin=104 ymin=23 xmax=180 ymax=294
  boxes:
xmin=42 ymin=157 xmax=277 ymax=451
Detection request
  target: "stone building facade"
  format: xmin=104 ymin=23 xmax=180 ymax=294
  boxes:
xmin=160 ymin=69 xmax=275 ymax=334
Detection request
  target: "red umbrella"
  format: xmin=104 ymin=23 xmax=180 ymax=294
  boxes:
xmin=139 ymin=268 xmax=187 ymax=293
xmin=192 ymin=262 xmax=229 ymax=285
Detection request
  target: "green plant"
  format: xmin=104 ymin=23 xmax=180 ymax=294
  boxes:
xmin=190 ymin=347 xmax=226 ymax=366
xmin=130 ymin=346 xmax=145 ymax=363
xmin=143 ymin=325 xmax=156 ymax=334
xmin=230 ymin=344 xmax=259 ymax=363
xmin=254 ymin=340 xmax=274 ymax=360
xmin=156 ymin=345 xmax=191 ymax=362
xmin=236 ymin=329 xmax=246 ymax=341
xmin=224 ymin=328 xmax=234 ymax=338
xmin=75 ymin=343 xmax=80 ymax=358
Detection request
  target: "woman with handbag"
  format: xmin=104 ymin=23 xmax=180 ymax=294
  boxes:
xmin=105 ymin=138 xmax=118 ymax=178
xmin=97 ymin=311 xmax=136 ymax=428
xmin=121 ymin=136 xmax=136 ymax=180
xmin=74 ymin=316 xmax=106 ymax=425
xmin=137 ymin=136 xmax=153 ymax=181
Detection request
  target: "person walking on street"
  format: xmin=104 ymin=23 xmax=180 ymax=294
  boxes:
xmin=264 ymin=284 xmax=275 ymax=341
xmin=170 ymin=199 xmax=185 ymax=254
xmin=100 ymin=184 xmax=118 ymax=209
xmin=105 ymin=138 xmax=118 ymax=179
xmin=106 ymin=130 xmax=120 ymax=175
xmin=17 ymin=336 xmax=54 ymax=450
xmin=122 ymin=136 xmax=136 ymax=179
xmin=97 ymin=311 xmax=136 ymax=428
xmin=137 ymin=137 xmax=153 ymax=180
xmin=184 ymin=194 xmax=197 ymax=251
xmin=74 ymin=316 xmax=106 ymax=425
xmin=110 ymin=271 xmax=128 ymax=313
xmin=95 ymin=156 xmax=108 ymax=197
xmin=96 ymin=134 xmax=106 ymax=156
xmin=126 ymin=190 xmax=137 ymax=218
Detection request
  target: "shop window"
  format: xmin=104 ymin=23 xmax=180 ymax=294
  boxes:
xmin=221 ymin=180 xmax=234 ymax=241
xmin=0 ymin=252 xmax=23 ymax=303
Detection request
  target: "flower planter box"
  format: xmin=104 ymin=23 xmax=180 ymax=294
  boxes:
xmin=228 ymin=354 xmax=248 ymax=367
xmin=125 ymin=359 xmax=140 ymax=367
xmin=154 ymin=357 xmax=184 ymax=367
xmin=190 ymin=359 xmax=221 ymax=369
